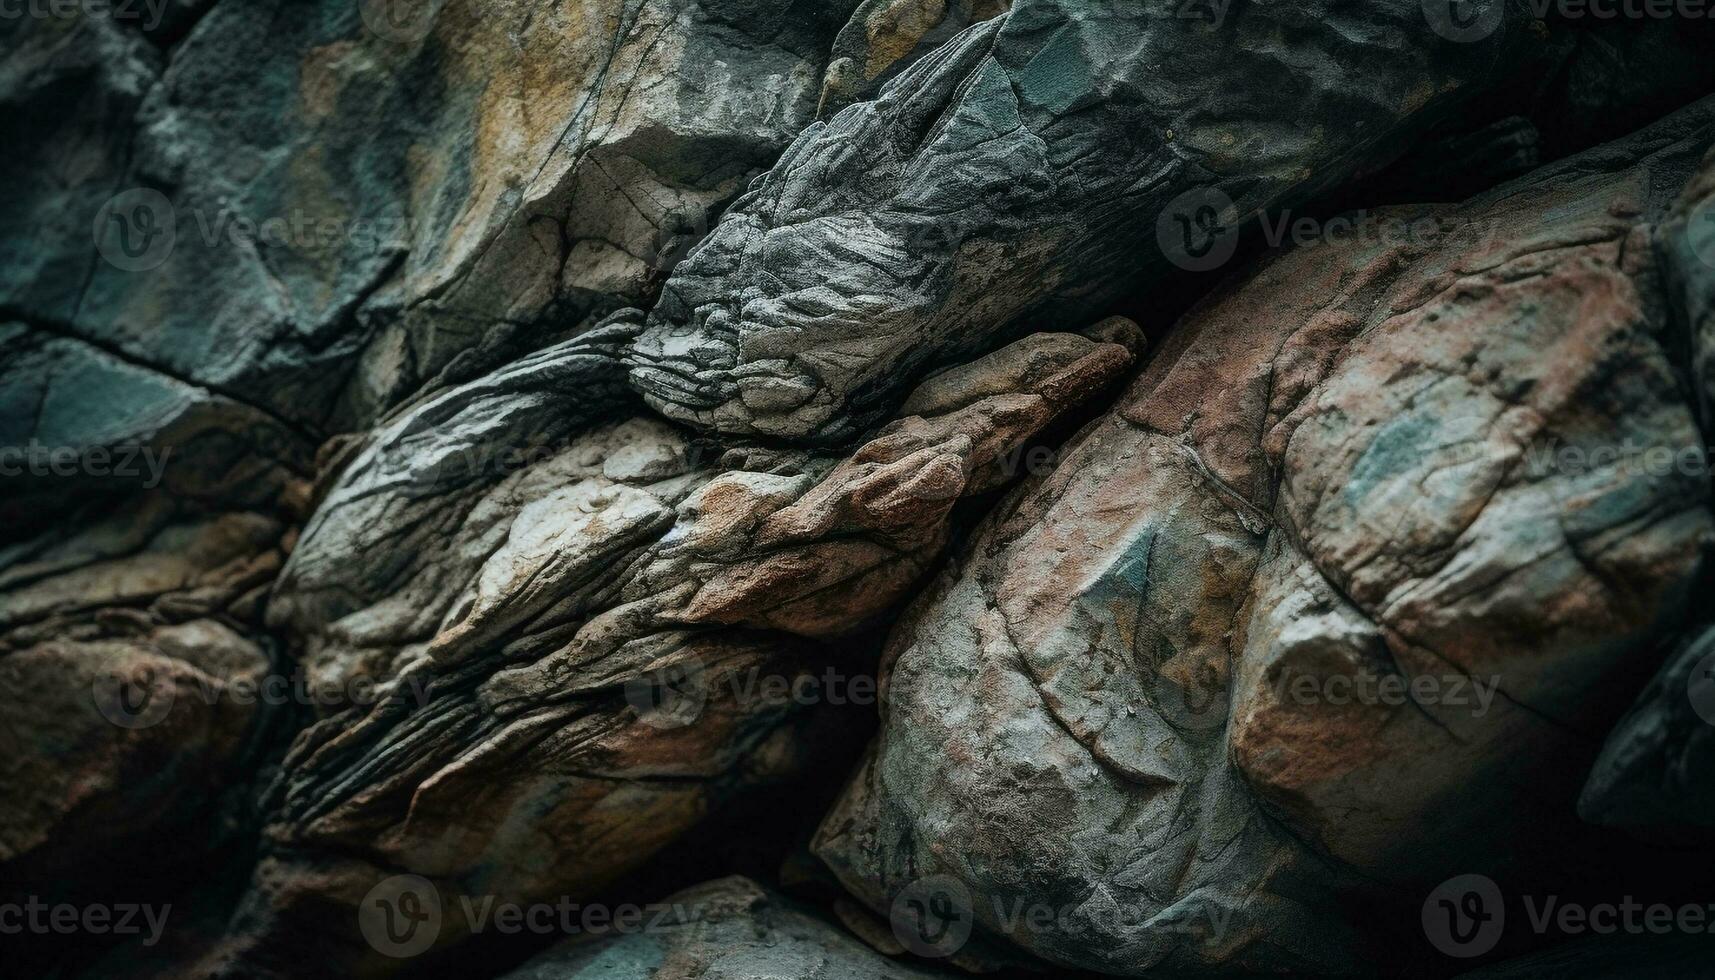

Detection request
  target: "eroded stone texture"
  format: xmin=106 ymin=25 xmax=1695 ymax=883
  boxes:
xmin=499 ymin=876 xmax=953 ymax=979
xmin=222 ymin=325 xmax=1136 ymax=974
xmin=0 ymin=497 xmax=289 ymax=883
xmin=817 ymin=0 xmax=1011 ymax=117
xmin=0 ymin=0 xmax=864 ymax=483
xmin=815 ymin=99 xmax=1715 ymax=975
xmin=626 ymin=0 xmax=1536 ymax=444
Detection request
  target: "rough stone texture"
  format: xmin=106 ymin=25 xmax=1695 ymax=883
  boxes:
xmin=498 ymin=876 xmax=953 ymax=979
xmin=213 ymin=326 xmax=1136 ymax=974
xmin=5 ymin=2 xmax=1715 ymax=978
xmin=622 ymin=0 xmax=1535 ymax=445
xmin=0 ymin=497 xmax=288 ymax=882
xmin=815 ymin=99 xmax=1715 ymax=975
xmin=817 ymin=0 xmax=1011 ymax=118
xmin=0 ymin=0 xmax=863 ymax=486
xmin=1579 ymin=625 xmax=1715 ymax=831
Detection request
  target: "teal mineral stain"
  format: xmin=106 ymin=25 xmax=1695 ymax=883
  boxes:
xmin=1014 ymin=24 xmax=1093 ymax=116
xmin=1347 ymin=413 xmax=1438 ymax=504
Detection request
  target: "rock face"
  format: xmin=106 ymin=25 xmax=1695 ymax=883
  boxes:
xmin=625 ymin=0 xmax=1534 ymax=444
xmin=0 ymin=498 xmax=288 ymax=884
xmin=6 ymin=2 xmax=1715 ymax=979
xmin=814 ymin=99 xmax=1715 ymax=975
xmin=1580 ymin=626 xmax=1715 ymax=832
xmin=216 ymin=325 xmax=1136 ymax=974
xmin=0 ymin=0 xmax=864 ymax=494
xmin=499 ymin=876 xmax=952 ymax=980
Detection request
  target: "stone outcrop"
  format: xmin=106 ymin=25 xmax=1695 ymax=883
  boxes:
xmin=5 ymin=3 xmax=1715 ymax=978
xmin=815 ymin=97 xmax=1715 ymax=975
xmin=215 ymin=325 xmax=1136 ymax=973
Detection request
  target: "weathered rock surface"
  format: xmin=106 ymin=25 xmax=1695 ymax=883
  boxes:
xmin=6 ymin=2 xmax=1715 ymax=978
xmin=499 ymin=876 xmax=953 ymax=980
xmin=0 ymin=0 xmax=864 ymax=483
xmin=0 ymin=497 xmax=289 ymax=883
xmin=624 ymin=0 xmax=1537 ymax=444
xmin=218 ymin=325 xmax=1135 ymax=973
xmin=815 ymin=99 xmax=1715 ymax=975
xmin=817 ymin=0 xmax=1011 ymax=118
